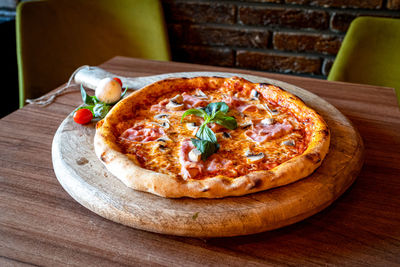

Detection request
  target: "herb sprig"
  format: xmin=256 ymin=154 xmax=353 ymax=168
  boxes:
xmin=77 ymin=85 xmax=127 ymax=119
xmin=181 ymin=102 xmax=237 ymax=160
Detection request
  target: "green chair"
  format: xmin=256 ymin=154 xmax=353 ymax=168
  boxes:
xmin=16 ymin=0 xmax=170 ymax=107
xmin=328 ymin=16 xmax=400 ymax=107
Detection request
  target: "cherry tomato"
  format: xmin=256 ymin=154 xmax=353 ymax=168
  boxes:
xmin=74 ymin=109 xmax=93 ymax=124
xmin=113 ymin=77 xmax=123 ymax=87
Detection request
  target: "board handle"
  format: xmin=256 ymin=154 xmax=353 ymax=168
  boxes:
xmin=27 ymin=66 xmax=240 ymax=106
xmin=74 ymin=66 xmax=154 ymax=90
xmin=26 ymin=66 xmax=164 ymax=106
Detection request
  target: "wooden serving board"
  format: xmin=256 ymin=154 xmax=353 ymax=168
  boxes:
xmin=52 ymin=72 xmax=364 ymax=237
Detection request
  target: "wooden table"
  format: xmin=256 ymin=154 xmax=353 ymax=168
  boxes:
xmin=1 ymin=57 xmax=399 ymax=266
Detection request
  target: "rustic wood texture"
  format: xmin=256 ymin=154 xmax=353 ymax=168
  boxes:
xmin=1 ymin=57 xmax=399 ymax=265
xmin=52 ymin=72 xmax=363 ymax=237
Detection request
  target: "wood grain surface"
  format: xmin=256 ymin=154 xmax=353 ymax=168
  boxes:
xmin=1 ymin=57 xmax=400 ymax=265
xmin=52 ymin=72 xmax=363 ymax=237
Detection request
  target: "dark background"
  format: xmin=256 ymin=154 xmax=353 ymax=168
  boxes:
xmin=1 ymin=0 xmax=400 ymax=118
xmin=0 ymin=18 xmax=19 ymax=118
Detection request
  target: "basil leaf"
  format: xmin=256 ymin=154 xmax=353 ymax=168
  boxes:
xmin=213 ymin=113 xmax=237 ymax=130
xmin=181 ymin=108 xmax=207 ymax=122
xmin=80 ymin=85 xmax=97 ymax=105
xmin=191 ymin=138 xmax=220 ymax=161
xmin=196 ymin=124 xmax=217 ymax=143
xmin=93 ymin=104 xmax=111 ymax=119
xmin=204 ymin=102 xmax=229 ymax=117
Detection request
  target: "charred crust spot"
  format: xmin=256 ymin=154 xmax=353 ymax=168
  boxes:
xmin=305 ymin=152 xmax=321 ymax=163
xmin=100 ymin=152 xmax=111 ymax=163
xmin=320 ymin=129 xmax=330 ymax=137
xmin=259 ymin=83 xmax=270 ymax=88
xmin=212 ymin=76 xmax=223 ymax=78
xmin=249 ymin=178 xmax=263 ymax=190
xmin=96 ymin=120 xmax=104 ymax=129
xmin=296 ymin=96 xmax=306 ymax=104
xmin=201 ymin=187 xmax=210 ymax=192
xmin=289 ymin=95 xmax=304 ymax=104
xmin=174 ymin=175 xmax=187 ymax=183
xmin=221 ymin=178 xmax=232 ymax=185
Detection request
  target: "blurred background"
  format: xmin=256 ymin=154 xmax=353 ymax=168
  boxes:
xmin=1 ymin=0 xmax=399 ymax=118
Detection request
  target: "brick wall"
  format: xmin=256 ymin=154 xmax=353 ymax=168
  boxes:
xmin=2 ymin=0 xmax=399 ymax=79
xmin=162 ymin=0 xmax=400 ymax=78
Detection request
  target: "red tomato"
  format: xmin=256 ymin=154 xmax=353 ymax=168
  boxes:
xmin=74 ymin=109 xmax=93 ymax=124
xmin=113 ymin=77 xmax=123 ymax=87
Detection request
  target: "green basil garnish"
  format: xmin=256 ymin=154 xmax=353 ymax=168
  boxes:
xmin=213 ymin=111 xmax=237 ymax=130
xmin=81 ymin=84 xmax=97 ymax=105
xmin=93 ymin=103 xmax=111 ymax=119
xmin=181 ymin=102 xmax=237 ymax=160
xmin=191 ymin=138 xmax=220 ymax=161
xmin=196 ymin=124 xmax=217 ymax=143
xmin=204 ymin=102 xmax=229 ymax=116
xmin=181 ymin=108 xmax=207 ymax=122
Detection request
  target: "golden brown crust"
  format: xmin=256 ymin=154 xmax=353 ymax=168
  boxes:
xmin=94 ymin=76 xmax=330 ymax=198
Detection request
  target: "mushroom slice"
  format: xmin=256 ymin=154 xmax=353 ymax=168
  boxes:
xmin=188 ymin=148 xmax=202 ymax=162
xmin=186 ymin=122 xmax=198 ymax=131
xmin=154 ymin=114 xmax=169 ymax=120
xmin=151 ymin=121 xmax=170 ymax=129
xmin=166 ymin=94 xmax=184 ymax=110
xmin=156 ymin=136 xmax=171 ymax=150
xmin=158 ymin=144 xmax=167 ymax=150
xmin=154 ymin=114 xmax=170 ymax=124
xmin=216 ymin=131 xmax=231 ymax=139
xmin=170 ymin=94 xmax=183 ymax=104
xmin=195 ymin=89 xmax=208 ymax=99
xmin=261 ymin=118 xmax=274 ymax=125
xmin=240 ymin=121 xmax=253 ymax=129
xmin=264 ymin=104 xmax=279 ymax=115
xmin=282 ymin=140 xmax=295 ymax=146
xmin=156 ymin=136 xmax=171 ymax=142
xmin=166 ymin=101 xmax=184 ymax=111
xmin=222 ymin=132 xmax=231 ymax=138
xmin=160 ymin=121 xmax=170 ymax=129
xmin=245 ymin=151 xmax=265 ymax=163
xmin=250 ymin=89 xmax=260 ymax=100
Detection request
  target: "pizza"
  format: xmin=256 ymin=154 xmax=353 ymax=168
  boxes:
xmin=94 ymin=76 xmax=330 ymax=198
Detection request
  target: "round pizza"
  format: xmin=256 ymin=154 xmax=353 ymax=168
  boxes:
xmin=94 ymin=76 xmax=330 ymax=198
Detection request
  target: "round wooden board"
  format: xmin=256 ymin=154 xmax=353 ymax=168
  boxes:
xmin=52 ymin=72 xmax=364 ymax=237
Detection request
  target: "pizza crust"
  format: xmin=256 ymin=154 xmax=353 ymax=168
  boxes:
xmin=94 ymin=76 xmax=330 ymax=198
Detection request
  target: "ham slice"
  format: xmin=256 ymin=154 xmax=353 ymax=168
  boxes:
xmin=223 ymin=96 xmax=245 ymax=109
xmin=150 ymin=99 xmax=169 ymax=112
xmin=120 ymin=124 xmax=164 ymax=142
xmin=224 ymin=96 xmax=259 ymax=113
xmin=245 ymin=121 xmax=293 ymax=143
xmin=151 ymin=93 xmax=208 ymax=111
xmin=237 ymin=104 xmax=258 ymax=113
xmin=179 ymin=139 xmax=204 ymax=179
xmin=182 ymin=92 xmax=208 ymax=108
xmin=206 ymin=157 xmax=234 ymax=172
